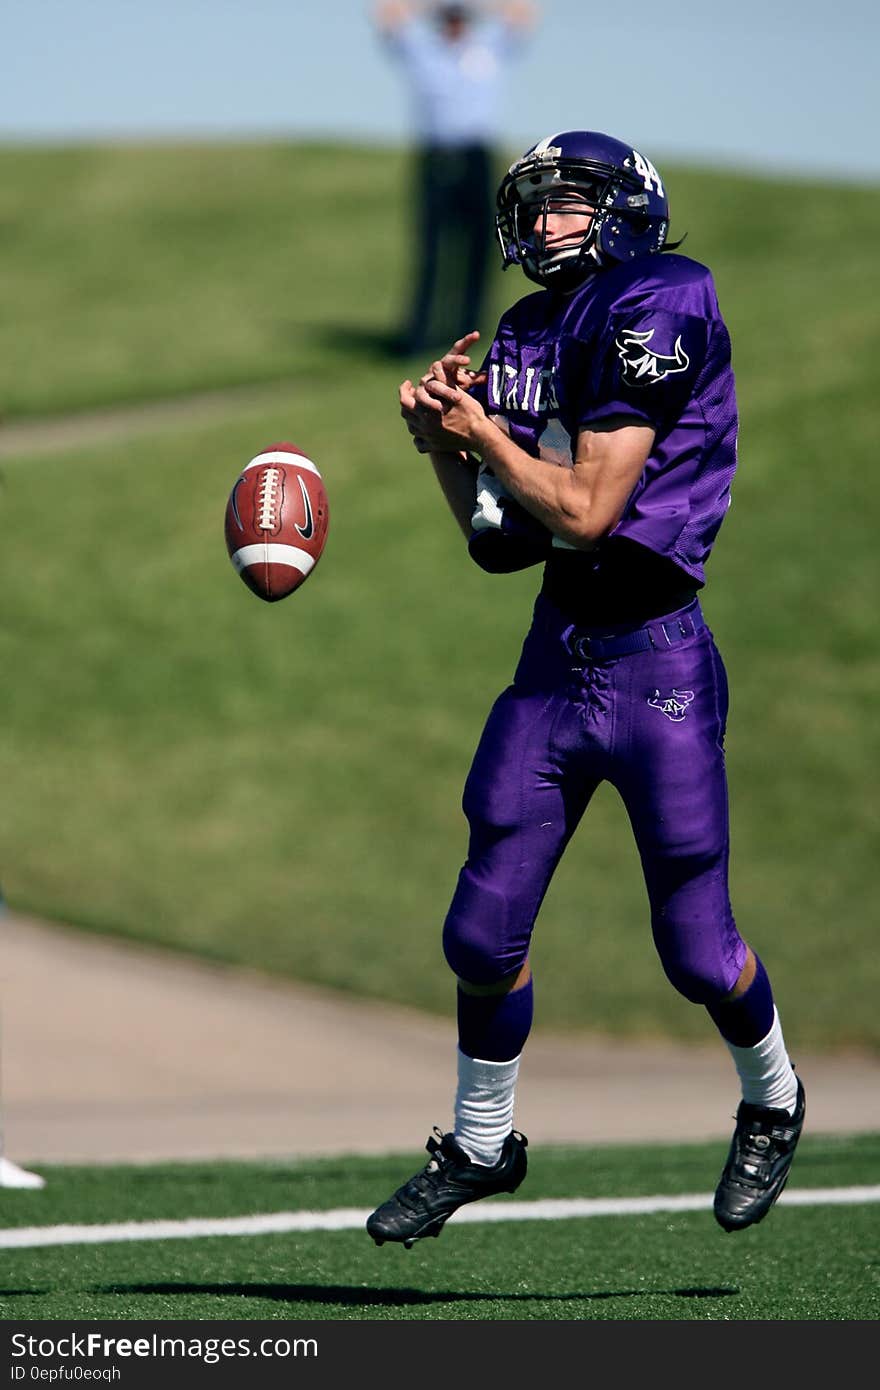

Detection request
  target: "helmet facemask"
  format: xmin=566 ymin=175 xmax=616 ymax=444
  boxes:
xmin=497 ymin=168 xmax=617 ymax=289
xmin=496 ymin=135 xmax=675 ymax=287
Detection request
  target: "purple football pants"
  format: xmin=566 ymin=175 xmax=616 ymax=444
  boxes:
xmin=443 ymin=594 xmax=747 ymax=1005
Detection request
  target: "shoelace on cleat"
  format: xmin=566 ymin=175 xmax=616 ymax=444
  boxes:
xmin=732 ymin=1114 xmax=792 ymax=1180
xmin=394 ymin=1143 xmax=452 ymax=1212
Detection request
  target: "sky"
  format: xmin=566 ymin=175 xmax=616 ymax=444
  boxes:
xmin=3 ymin=0 xmax=878 ymax=181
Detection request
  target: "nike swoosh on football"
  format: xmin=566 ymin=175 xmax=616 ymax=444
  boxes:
xmin=294 ymin=475 xmax=314 ymax=540
xmin=230 ymin=476 xmax=245 ymax=531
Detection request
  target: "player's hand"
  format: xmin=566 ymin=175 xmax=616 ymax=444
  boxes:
xmin=435 ymin=331 xmax=482 ymax=389
xmin=414 ymin=332 xmax=483 ymax=403
xmin=421 ymin=357 xmax=490 ymax=450
xmin=400 ymin=333 xmax=487 ymax=453
xmin=399 ymin=378 xmax=465 ymax=454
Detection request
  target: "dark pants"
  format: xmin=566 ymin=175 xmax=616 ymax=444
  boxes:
xmin=400 ymin=143 xmax=493 ymax=353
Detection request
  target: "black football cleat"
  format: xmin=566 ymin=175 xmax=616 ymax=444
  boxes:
xmin=714 ymin=1076 xmax=806 ymax=1232
xmin=366 ymin=1127 xmax=528 ymax=1248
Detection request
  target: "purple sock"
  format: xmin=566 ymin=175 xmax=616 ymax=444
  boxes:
xmin=457 ymin=977 xmax=534 ymax=1061
xmin=706 ymin=953 xmax=775 ymax=1046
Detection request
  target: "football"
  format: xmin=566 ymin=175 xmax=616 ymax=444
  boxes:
xmin=224 ymin=442 xmax=330 ymax=602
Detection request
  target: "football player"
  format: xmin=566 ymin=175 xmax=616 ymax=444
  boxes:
xmin=367 ymin=130 xmax=804 ymax=1248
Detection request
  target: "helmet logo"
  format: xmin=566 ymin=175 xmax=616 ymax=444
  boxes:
xmin=615 ymin=329 xmax=690 ymax=387
xmin=628 ymin=150 xmax=665 ymax=197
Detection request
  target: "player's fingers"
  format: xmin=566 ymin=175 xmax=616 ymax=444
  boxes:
xmin=425 ymin=378 xmax=459 ymax=401
xmin=436 ymin=357 xmax=469 ymax=383
xmin=404 ymin=402 xmax=438 ymax=434
xmin=450 ymin=330 xmax=480 ymax=354
xmin=441 ymin=359 xmax=471 ymax=384
xmin=434 ymin=359 xmax=465 ymax=389
xmin=414 ymin=381 xmax=444 ymax=410
xmin=463 ymin=371 xmax=487 ymax=394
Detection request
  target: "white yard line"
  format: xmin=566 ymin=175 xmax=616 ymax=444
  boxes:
xmin=2 ymin=1186 xmax=878 ymax=1250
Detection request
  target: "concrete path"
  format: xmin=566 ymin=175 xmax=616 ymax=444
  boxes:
xmin=2 ymin=912 xmax=878 ymax=1167
xmin=0 ymin=384 xmax=289 ymax=461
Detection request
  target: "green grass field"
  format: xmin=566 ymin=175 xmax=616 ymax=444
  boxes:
xmin=1 ymin=1135 xmax=878 ymax=1320
xmin=0 ymin=141 xmax=878 ymax=1051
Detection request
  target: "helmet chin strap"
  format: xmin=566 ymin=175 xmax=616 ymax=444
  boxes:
xmin=543 ymin=258 xmax=600 ymax=292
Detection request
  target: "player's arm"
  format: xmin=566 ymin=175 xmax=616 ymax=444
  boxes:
xmin=398 ymin=371 xmax=479 ymax=539
xmin=420 ymin=369 xmax=654 ymax=548
xmin=372 ymin=1 xmax=420 ymax=34
xmin=490 ymin=1 xmax=540 ymax=31
xmin=428 ymin=451 xmax=480 ymax=539
xmin=497 ymin=417 xmax=655 ymax=547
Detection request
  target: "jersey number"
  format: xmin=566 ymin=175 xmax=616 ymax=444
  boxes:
xmin=631 ymin=150 xmax=664 ymax=197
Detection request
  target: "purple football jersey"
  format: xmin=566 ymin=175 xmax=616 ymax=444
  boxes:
xmin=472 ymin=254 xmax=738 ymax=589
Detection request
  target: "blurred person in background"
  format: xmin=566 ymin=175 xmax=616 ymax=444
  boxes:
xmin=373 ymin=1 xmax=540 ymax=354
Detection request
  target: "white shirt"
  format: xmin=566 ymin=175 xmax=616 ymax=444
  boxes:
xmin=381 ymin=17 xmax=526 ymax=147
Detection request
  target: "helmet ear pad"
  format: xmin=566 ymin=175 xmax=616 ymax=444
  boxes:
xmin=596 ymin=208 xmax=669 ymax=260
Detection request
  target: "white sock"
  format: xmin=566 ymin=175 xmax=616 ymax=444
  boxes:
xmin=453 ymin=1049 xmax=520 ymax=1166
xmin=725 ymin=1007 xmax=799 ymax=1114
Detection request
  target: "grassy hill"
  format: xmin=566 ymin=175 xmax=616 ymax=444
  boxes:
xmin=0 ymin=141 xmax=877 ymax=1051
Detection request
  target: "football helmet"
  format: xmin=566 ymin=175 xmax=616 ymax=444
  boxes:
xmin=496 ymin=130 xmax=675 ymax=287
